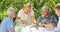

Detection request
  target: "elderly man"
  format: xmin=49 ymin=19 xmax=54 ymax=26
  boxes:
xmin=38 ymin=6 xmax=57 ymax=27
xmin=0 ymin=7 xmax=15 ymax=32
xmin=18 ymin=3 xmax=36 ymax=26
xmin=54 ymin=3 xmax=60 ymax=32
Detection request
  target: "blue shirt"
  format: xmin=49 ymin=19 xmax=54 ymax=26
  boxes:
xmin=38 ymin=15 xmax=57 ymax=25
xmin=0 ymin=17 xmax=14 ymax=32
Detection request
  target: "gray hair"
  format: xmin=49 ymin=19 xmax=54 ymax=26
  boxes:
xmin=42 ymin=6 xmax=49 ymax=12
xmin=7 ymin=7 xmax=15 ymax=15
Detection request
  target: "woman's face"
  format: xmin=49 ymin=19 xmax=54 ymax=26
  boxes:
xmin=55 ymin=9 xmax=60 ymax=16
xmin=24 ymin=7 xmax=31 ymax=14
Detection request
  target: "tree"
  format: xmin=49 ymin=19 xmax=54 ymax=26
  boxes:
xmin=0 ymin=0 xmax=60 ymax=23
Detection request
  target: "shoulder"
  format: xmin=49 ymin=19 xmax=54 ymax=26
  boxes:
xmin=50 ymin=15 xmax=55 ymax=18
xmin=39 ymin=15 xmax=44 ymax=18
xmin=5 ymin=17 xmax=13 ymax=23
xmin=1 ymin=17 xmax=7 ymax=24
xmin=2 ymin=17 xmax=9 ymax=21
xmin=5 ymin=17 xmax=11 ymax=20
xmin=30 ymin=10 xmax=34 ymax=16
xmin=30 ymin=10 xmax=34 ymax=13
xmin=38 ymin=15 xmax=44 ymax=20
xmin=18 ymin=9 xmax=23 ymax=13
xmin=18 ymin=9 xmax=24 ymax=16
xmin=1 ymin=17 xmax=11 ymax=24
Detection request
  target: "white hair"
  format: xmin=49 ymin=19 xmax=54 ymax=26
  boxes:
xmin=7 ymin=7 xmax=15 ymax=15
xmin=42 ymin=6 xmax=49 ymax=12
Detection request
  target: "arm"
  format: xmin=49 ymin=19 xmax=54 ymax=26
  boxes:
xmin=31 ymin=10 xmax=37 ymax=24
xmin=31 ymin=15 xmax=36 ymax=24
xmin=9 ymin=30 xmax=15 ymax=32
xmin=17 ymin=10 xmax=25 ymax=25
xmin=6 ymin=19 xmax=15 ymax=32
xmin=37 ymin=16 xmax=43 ymax=23
xmin=17 ymin=10 xmax=21 ymax=19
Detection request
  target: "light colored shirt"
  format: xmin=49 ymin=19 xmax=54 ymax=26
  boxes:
xmin=57 ymin=17 xmax=60 ymax=28
xmin=54 ymin=17 xmax=60 ymax=32
xmin=18 ymin=9 xmax=34 ymax=25
xmin=0 ymin=17 xmax=14 ymax=32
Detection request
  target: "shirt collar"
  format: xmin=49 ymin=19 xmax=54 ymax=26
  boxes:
xmin=42 ymin=15 xmax=50 ymax=19
xmin=8 ymin=17 xmax=13 ymax=20
xmin=59 ymin=17 xmax=60 ymax=20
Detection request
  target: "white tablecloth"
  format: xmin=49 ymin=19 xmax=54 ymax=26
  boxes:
xmin=21 ymin=26 xmax=55 ymax=32
xmin=15 ymin=25 xmax=56 ymax=32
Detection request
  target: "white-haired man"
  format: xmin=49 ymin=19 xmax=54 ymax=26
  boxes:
xmin=0 ymin=7 xmax=15 ymax=32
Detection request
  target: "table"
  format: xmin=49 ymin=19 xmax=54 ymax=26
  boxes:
xmin=15 ymin=26 xmax=55 ymax=32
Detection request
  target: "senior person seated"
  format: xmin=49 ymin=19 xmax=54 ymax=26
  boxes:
xmin=38 ymin=6 xmax=57 ymax=28
xmin=0 ymin=7 xmax=15 ymax=32
xmin=17 ymin=3 xmax=36 ymax=26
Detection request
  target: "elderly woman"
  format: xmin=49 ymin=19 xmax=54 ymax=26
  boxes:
xmin=38 ymin=6 xmax=57 ymax=27
xmin=0 ymin=7 xmax=15 ymax=32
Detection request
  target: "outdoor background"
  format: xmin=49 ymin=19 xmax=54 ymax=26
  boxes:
xmin=0 ymin=0 xmax=60 ymax=23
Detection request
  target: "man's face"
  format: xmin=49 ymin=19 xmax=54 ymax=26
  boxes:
xmin=11 ymin=11 xmax=15 ymax=18
xmin=55 ymin=9 xmax=60 ymax=16
xmin=42 ymin=9 xmax=49 ymax=16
